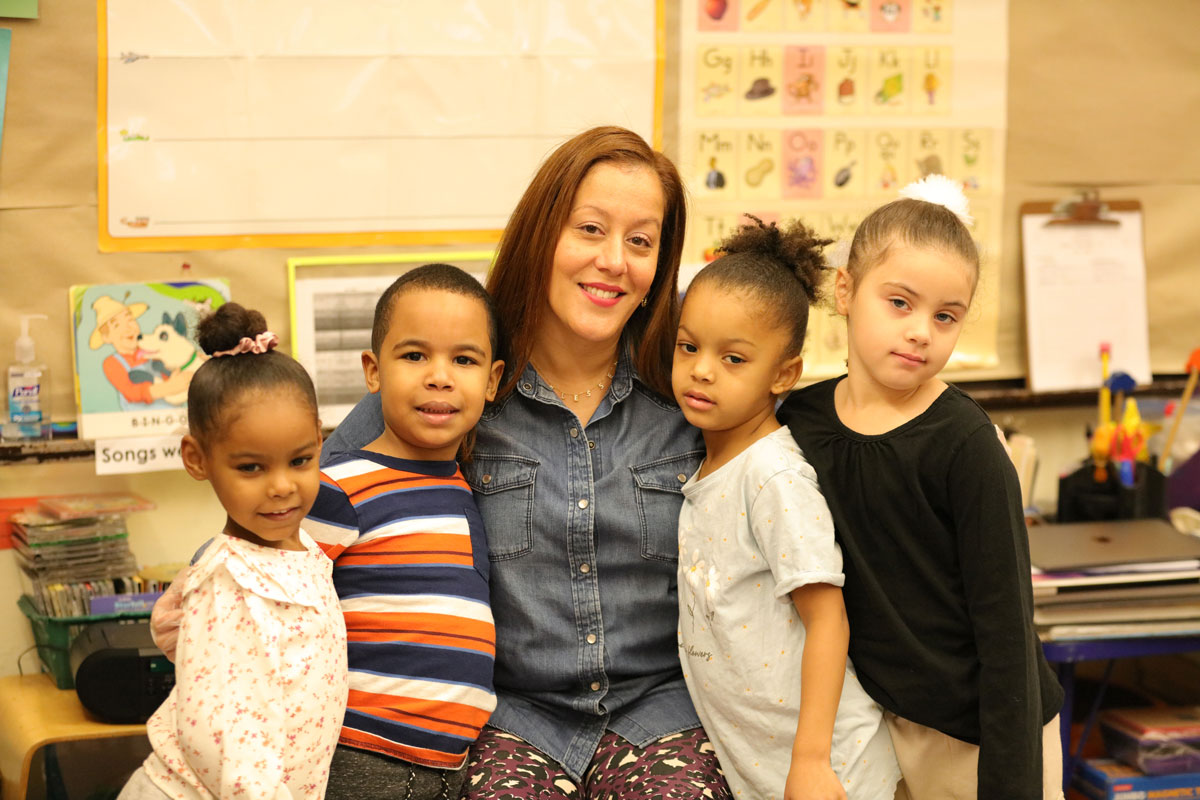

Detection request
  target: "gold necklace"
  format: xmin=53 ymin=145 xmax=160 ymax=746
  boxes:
xmin=541 ymin=360 xmax=617 ymax=403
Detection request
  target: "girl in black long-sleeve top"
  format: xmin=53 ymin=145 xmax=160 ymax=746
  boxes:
xmin=778 ymin=176 xmax=1064 ymax=800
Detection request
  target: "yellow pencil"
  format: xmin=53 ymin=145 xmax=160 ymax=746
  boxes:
xmin=1099 ymin=342 xmax=1111 ymax=428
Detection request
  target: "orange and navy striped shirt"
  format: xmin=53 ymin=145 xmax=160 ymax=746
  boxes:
xmin=304 ymin=451 xmax=496 ymax=769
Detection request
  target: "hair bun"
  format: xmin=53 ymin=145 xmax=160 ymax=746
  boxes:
xmin=196 ymin=302 xmax=269 ymax=357
xmin=898 ymin=174 xmax=973 ymax=228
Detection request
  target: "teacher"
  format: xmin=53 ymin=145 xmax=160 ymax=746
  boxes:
xmin=325 ymin=126 xmax=731 ymax=799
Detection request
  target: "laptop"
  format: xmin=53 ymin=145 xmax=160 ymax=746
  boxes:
xmin=1028 ymin=518 xmax=1200 ymax=573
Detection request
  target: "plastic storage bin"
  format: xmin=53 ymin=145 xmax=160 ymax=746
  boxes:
xmin=18 ymin=594 xmax=151 ymax=689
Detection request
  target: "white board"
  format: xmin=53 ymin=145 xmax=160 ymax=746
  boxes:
xmin=1020 ymin=209 xmax=1151 ymax=393
xmin=103 ymin=0 xmax=659 ymax=247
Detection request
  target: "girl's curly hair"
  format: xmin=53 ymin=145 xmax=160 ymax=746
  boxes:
xmin=691 ymin=215 xmax=833 ymax=356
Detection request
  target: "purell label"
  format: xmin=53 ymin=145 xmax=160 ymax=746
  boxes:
xmin=9 ymin=383 xmax=42 ymax=422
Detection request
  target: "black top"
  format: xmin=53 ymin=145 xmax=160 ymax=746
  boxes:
xmin=778 ymin=378 xmax=1064 ymax=799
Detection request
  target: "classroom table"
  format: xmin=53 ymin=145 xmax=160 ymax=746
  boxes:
xmin=1042 ymin=633 xmax=1200 ymax=794
xmin=0 ymin=672 xmax=145 ymax=800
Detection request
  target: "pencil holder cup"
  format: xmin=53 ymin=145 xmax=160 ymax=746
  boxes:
xmin=1057 ymin=460 xmax=1167 ymax=523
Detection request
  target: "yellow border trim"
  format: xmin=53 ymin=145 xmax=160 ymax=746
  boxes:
xmin=286 ymin=251 xmax=496 ymax=359
xmin=96 ymin=0 xmax=109 ymax=251
xmin=102 ymin=228 xmax=503 ymax=255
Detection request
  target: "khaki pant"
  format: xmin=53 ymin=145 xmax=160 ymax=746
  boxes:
xmin=887 ymin=712 xmax=1064 ymax=800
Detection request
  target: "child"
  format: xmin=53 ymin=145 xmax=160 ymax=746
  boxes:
xmin=672 ymin=216 xmax=901 ymax=800
xmin=777 ymin=177 xmax=1065 ymax=800
xmin=303 ymin=264 xmax=505 ymax=800
xmin=121 ymin=303 xmax=347 ymax=799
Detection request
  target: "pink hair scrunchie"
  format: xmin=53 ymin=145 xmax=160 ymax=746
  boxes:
xmin=212 ymin=330 xmax=280 ymax=358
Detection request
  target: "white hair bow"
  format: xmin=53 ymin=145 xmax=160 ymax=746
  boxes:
xmin=898 ymin=174 xmax=974 ymax=228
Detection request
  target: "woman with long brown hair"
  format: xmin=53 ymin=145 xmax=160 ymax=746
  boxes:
xmin=327 ymin=126 xmax=732 ymax=798
xmin=154 ymin=127 xmax=731 ymax=798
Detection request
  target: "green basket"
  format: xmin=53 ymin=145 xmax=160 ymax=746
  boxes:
xmin=18 ymin=595 xmax=152 ymax=689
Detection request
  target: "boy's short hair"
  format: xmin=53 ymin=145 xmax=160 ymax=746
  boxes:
xmin=371 ymin=264 xmax=501 ymax=360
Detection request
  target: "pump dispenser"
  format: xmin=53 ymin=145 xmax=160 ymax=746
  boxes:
xmin=5 ymin=313 xmax=51 ymax=440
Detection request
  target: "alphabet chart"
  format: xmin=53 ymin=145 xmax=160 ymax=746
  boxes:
xmin=679 ymin=0 xmax=1008 ymax=378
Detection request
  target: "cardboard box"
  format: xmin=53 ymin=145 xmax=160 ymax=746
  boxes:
xmin=1074 ymin=758 xmax=1200 ymax=799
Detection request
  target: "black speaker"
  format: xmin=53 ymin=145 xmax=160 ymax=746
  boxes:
xmin=69 ymin=620 xmax=175 ymax=723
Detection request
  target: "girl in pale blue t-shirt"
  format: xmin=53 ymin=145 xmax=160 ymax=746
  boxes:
xmin=671 ymin=216 xmax=900 ymax=800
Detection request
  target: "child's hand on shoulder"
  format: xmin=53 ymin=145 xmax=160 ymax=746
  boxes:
xmin=150 ymin=568 xmax=188 ymax=661
xmin=785 ymin=754 xmax=847 ymax=800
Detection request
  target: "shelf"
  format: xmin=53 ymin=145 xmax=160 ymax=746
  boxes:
xmin=0 ymin=428 xmax=337 ymax=467
xmin=0 ymin=379 xmax=1190 ymax=465
xmin=0 ymin=437 xmax=96 ymax=466
xmin=962 ymin=375 xmax=1188 ymax=412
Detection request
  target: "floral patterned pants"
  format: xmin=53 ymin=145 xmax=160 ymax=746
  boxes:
xmin=462 ymin=726 xmax=733 ymax=799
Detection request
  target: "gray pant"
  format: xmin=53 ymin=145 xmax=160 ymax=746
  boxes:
xmin=325 ymin=744 xmax=468 ymax=800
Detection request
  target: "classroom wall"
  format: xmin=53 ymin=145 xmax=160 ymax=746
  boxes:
xmin=993 ymin=1 xmax=1200 ymax=382
xmin=1 ymin=1 xmax=1198 ymax=677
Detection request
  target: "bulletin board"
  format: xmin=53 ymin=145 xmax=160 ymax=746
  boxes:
xmin=677 ymin=0 xmax=1008 ymax=380
xmin=3 ymin=0 xmax=1200 ymax=432
xmin=98 ymin=0 xmax=664 ymax=252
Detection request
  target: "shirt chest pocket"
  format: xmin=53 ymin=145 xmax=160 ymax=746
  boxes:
xmin=463 ymin=455 xmax=538 ymax=561
xmin=631 ymin=450 xmax=703 ymax=563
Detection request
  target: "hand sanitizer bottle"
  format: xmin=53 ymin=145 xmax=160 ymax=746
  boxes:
xmin=4 ymin=314 xmax=51 ymax=441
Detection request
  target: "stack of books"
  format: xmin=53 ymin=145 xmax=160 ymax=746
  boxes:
xmin=1029 ymin=518 xmax=1200 ymax=641
xmin=13 ymin=493 xmax=162 ymax=617
xmin=1075 ymin=758 xmax=1200 ymax=799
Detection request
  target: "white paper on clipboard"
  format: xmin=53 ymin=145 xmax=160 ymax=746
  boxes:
xmin=1020 ymin=209 xmax=1151 ymax=393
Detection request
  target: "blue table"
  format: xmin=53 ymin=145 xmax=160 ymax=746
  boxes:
xmin=1042 ymin=634 xmax=1200 ymax=793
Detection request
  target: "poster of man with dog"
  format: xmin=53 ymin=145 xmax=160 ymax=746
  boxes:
xmin=70 ymin=280 xmax=230 ymax=440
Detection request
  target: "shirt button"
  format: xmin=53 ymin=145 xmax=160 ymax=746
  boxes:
xmin=570 ymin=427 xmax=579 ymax=438
xmin=586 ymin=633 xmax=597 ymax=644
xmin=481 ymin=474 xmax=492 ymax=484
xmin=522 ymin=382 xmax=532 ymax=391
xmin=588 ymin=441 xmax=595 ymax=449
xmin=590 ymin=681 xmax=601 ymax=691
xmin=677 ymin=473 xmax=687 ymax=483
xmin=577 ymin=498 xmax=589 ymax=509
xmin=580 ymin=563 xmax=590 ymax=574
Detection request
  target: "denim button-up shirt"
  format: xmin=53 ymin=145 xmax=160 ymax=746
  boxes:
xmin=323 ymin=353 xmax=705 ymax=781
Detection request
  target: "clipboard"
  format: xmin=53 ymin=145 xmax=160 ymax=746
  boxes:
xmin=1019 ymin=194 xmax=1150 ymax=393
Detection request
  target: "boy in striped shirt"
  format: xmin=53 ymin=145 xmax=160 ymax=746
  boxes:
xmin=306 ymin=265 xmax=504 ymax=800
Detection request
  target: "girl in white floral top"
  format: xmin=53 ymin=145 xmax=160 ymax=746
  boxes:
xmin=119 ymin=303 xmax=348 ymax=800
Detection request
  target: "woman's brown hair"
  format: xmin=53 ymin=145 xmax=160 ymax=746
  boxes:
xmin=486 ymin=126 xmax=687 ymax=400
